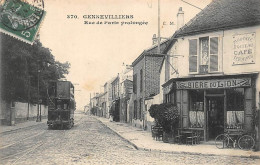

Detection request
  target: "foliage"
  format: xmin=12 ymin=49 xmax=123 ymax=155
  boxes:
xmin=149 ymin=103 xmax=179 ymax=133
xmin=1 ymin=33 xmax=70 ymax=105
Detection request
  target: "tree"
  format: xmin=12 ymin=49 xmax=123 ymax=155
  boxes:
xmin=1 ymin=33 xmax=70 ymax=105
xmin=149 ymin=103 xmax=179 ymax=133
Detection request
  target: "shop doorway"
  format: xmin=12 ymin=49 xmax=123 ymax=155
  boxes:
xmin=207 ymin=97 xmax=224 ymax=140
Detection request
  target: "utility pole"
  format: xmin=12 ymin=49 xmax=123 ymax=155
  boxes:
xmin=157 ymin=0 xmax=161 ymax=54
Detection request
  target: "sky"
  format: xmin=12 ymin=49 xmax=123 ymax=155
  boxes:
xmin=39 ymin=0 xmax=212 ymax=111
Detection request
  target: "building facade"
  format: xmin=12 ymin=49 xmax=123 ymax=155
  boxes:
xmin=161 ymin=0 xmax=260 ymax=149
xmin=111 ymin=75 xmax=120 ymax=122
xmin=119 ymin=64 xmax=133 ymax=123
xmin=120 ymin=79 xmax=133 ymax=123
xmin=131 ymin=40 xmax=170 ymax=129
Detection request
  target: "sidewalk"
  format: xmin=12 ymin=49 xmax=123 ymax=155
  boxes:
xmin=94 ymin=116 xmax=260 ymax=159
xmin=0 ymin=119 xmax=47 ymax=134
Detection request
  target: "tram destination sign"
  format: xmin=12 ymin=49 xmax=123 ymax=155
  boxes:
xmin=176 ymin=78 xmax=251 ymax=89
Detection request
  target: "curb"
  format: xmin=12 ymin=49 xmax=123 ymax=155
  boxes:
xmin=95 ymin=118 xmax=139 ymax=150
xmin=94 ymin=116 xmax=260 ymax=159
xmin=0 ymin=121 xmax=46 ymax=135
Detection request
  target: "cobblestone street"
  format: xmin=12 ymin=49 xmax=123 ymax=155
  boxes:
xmin=0 ymin=114 xmax=259 ymax=165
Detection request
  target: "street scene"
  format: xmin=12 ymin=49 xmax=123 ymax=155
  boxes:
xmin=1 ymin=0 xmax=260 ymax=164
xmin=1 ymin=113 xmax=259 ymax=165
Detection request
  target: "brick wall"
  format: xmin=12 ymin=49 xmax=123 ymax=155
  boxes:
xmin=132 ymin=55 xmax=164 ymax=121
xmin=145 ymin=56 xmax=164 ymax=98
xmin=133 ymin=57 xmax=145 ymax=119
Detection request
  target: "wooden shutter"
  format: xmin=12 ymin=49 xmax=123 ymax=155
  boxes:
xmin=189 ymin=39 xmax=198 ymax=73
xmin=210 ymin=37 xmax=218 ymax=72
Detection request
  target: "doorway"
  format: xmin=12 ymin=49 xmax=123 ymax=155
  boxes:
xmin=207 ymin=97 xmax=224 ymax=140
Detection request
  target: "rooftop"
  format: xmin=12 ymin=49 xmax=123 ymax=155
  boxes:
xmin=132 ymin=39 xmax=171 ymax=66
xmin=175 ymin=0 xmax=260 ymax=37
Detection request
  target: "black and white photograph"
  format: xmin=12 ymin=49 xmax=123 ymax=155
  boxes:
xmin=0 ymin=0 xmax=260 ymax=164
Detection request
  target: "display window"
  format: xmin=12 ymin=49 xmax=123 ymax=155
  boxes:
xmin=226 ymin=88 xmax=245 ymax=129
xmin=189 ymin=90 xmax=204 ymax=128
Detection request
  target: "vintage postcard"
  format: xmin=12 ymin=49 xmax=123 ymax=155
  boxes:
xmin=1 ymin=0 xmax=260 ymax=164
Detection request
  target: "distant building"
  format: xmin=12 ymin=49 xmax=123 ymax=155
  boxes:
xmin=111 ymin=75 xmax=120 ymax=122
xmin=119 ymin=64 xmax=133 ymax=123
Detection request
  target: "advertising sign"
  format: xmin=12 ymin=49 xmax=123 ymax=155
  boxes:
xmin=176 ymin=78 xmax=251 ymax=89
xmin=233 ymin=33 xmax=255 ymax=65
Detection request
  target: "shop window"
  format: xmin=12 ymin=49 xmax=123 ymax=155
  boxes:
xmin=189 ymin=36 xmax=219 ymax=74
xmin=189 ymin=90 xmax=204 ymax=128
xmin=226 ymin=88 xmax=245 ymax=129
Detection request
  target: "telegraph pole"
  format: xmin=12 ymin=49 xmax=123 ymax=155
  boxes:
xmin=157 ymin=0 xmax=161 ymax=53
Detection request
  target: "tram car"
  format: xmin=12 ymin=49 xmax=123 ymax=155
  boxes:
xmin=47 ymin=81 xmax=76 ymax=129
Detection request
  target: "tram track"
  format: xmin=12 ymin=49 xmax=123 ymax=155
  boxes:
xmin=1 ymin=140 xmax=45 ymax=162
xmin=0 ymin=114 xmax=86 ymax=164
xmin=0 ymin=128 xmax=66 ymax=164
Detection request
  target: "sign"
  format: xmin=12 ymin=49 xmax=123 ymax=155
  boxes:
xmin=176 ymin=78 xmax=251 ymax=89
xmin=233 ymin=33 xmax=255 ymax=65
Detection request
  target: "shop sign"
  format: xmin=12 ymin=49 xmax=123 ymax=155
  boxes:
xmin=176 ymin=78 xmax=251 ymax=89
xmin=233 ymin=33 xmax=255 ymax=65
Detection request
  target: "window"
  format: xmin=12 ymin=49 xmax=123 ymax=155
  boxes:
xmin=210 ymin=37 xmax=218 ymax=72
xmin=134 ymin=100 xmax=137 ymax=119
xmin=189 ymin=39 xmax=198 ymax=73
xmin=226 ymin=88 xmax=245 ymax=129
xmin=189 ymin=90 xmax=204 ymax=128
xmin=189 ymin=37 xmax=219 ymax=74
xmin=199 ymin=37 xmax=209 ymax=73
xmin=140 ymin=69 xmax=143 ymax=92
xmin=133 ymin=74 xmax=137 ymax=94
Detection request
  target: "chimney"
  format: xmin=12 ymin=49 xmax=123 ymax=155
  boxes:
xmin=152 ymin=34 xmax=157 ymax=45
xmin=177 ymin=7 xmax=184 ymax=30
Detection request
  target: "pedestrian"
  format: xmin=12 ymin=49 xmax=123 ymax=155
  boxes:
xmin=109 ymin=115 xmax=113 ymax=122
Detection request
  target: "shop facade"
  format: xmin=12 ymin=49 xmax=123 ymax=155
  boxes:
xmin=164 ymin=74 xmax=257 ymax=141
xmin=159 ymin=0 xmax=260 ymax=148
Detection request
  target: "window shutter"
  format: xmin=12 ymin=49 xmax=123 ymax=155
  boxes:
xmin=210 ymin=37 xmax=218 ymax=72
xmin=189 ymin=39 xmax=198 ymax=73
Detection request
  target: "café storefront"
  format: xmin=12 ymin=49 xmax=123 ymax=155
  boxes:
xmin=163 ymin=73 xmax=258 ymax=141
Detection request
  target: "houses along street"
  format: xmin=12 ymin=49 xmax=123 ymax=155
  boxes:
xmin=0 ymin=113 xmax=258 ymax=165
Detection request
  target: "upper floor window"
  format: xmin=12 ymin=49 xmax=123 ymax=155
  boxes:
xmin=189 ymin=36 xmax=219 ymax=74
xmin=140 ymin=69 xmax=143 ymax=92
xmin=133 ymin=74 xmax=137 ymax=94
